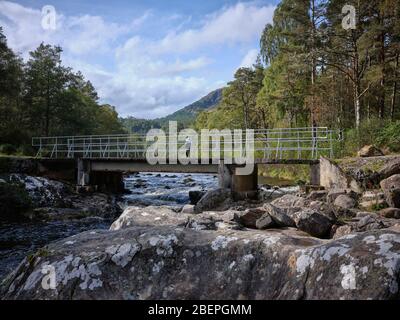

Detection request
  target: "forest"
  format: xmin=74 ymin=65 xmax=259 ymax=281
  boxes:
xmin=0 ymin=27 xmax=124 ymax=156
xmin=195 ymin=0 xmax=400 ymax=156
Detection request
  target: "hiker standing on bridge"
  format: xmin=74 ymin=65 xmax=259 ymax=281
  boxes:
xmin=185 ymin=136 xmax=192 ymax=157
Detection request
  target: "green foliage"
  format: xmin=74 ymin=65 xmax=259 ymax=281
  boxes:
xmin=376 ymin=121 xmax=400 ymax=152
xmin=0 ymin=181 xmax=32 ymax=220
xmin=0 ymin=31 xmax=125 ymax=154
xmin=0 ymin=144 xmax=17 ymax=155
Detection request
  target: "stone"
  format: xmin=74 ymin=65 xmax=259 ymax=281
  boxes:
xmin=332 ymin=225 xmax=353 ymax=239
xmin=263 ymin=203 xmax=296 ymax=228
xmin=3 ymin=227 xmax=400 ymax=300
xmin=380 ymin=174 xmax=400 ymax=208
xmin=307 ymin=190 xmax=327 ymax=201
xmin=357 ymin=145 xmax=384 ymax=157
xmin=379 ymin=158 xmax=400 ymax=179
xmin=194 ymin=188 xmax=231 ymax=213
xmin=233 ymin=207 xmax=266 ymax=228
xmin=293 ymin=209 xmax=334 ymax=238
xmin=379 ymin=207 xmax=400 ymax=219
xmin=255 ymin=213 xmax=275 ymax=229
xmin=334 ymin=194 xmax=357 ymax=210
xmin=327 ymin=188 xmax=358 ymax=204
xmin=181 ymin=204 xmax=195 ymax=214
xmin=189 ymin=191 xmax=206 ymax=205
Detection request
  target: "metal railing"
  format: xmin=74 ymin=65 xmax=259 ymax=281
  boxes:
xmin=32 ymin=127 xmax=341 ymax=160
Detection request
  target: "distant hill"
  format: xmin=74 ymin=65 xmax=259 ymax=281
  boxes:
xmin=121 ymin=88 xmax=223 ymax=133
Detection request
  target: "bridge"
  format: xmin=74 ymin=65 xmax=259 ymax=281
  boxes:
xmin=32 ymin=127 xmax=341 ymax=198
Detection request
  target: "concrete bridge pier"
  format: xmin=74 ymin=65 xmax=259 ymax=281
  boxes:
xmin=218 ymin=161 xmax=258 ymax=200
xmin=77 ymin=159 xmax=125 ymax=193
xmin=310 ymin=163 xmax=320 ymax=185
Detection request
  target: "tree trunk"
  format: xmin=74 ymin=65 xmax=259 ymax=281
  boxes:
xmin=391 ymin=53 xmax=399 ymax=120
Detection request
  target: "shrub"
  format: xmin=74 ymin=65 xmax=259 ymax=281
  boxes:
xmin=375 ymin=121 xmax=400 ymax=152
xmin=0 ymin=144 xmax=17 ymax=155
xmin=0 ymin=181 xmax=32 ymax=220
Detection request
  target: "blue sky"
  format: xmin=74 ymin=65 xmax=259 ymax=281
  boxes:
xmin=0 ymin=0 xmax=277 ymax=118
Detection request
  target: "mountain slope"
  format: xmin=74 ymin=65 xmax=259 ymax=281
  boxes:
xmin=121 ymin=88 xmax=223 ymax=133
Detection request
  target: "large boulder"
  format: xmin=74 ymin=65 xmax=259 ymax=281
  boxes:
xmin=357 ymin=145 xmax=384 ymax=157
xmin=2 ymin=227 xmax=400 ymax=300
xmin=255 ymin=213 xmax=275 ymax=229
xmin=327 ymin=188 xmax=358 ymax=204
xmin=194 ymin=188 xmax=231 ymax=213
xmin=380 ymin=174 xmax=400 ymax=208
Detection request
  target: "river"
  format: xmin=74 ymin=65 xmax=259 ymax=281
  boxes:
xmin=0 ymin=172 xmax=296 ymax=281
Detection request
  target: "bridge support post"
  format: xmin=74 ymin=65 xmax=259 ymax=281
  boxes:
xmin=218 ymin=161 xmax=258 ymax=200
xmin=77 ymin=158 xmax=91 ymax=186
xmin=310 ymin=163 xmax=320 ymax=185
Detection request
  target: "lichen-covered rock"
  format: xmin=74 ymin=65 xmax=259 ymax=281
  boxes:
xmin=9 ymin=174 xmax=70 ymax=208
xmin=194 ymin=188 xmax=232 ymax=213
xmin=380 ymin=174 xmax=400 ymax=208
xmin=2 ymin=227 xmax=400 ymax=300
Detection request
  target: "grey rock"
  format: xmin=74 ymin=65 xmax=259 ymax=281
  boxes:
xmin=234 ymin=207 xmax=266 ymax=228
xmin=189 ymin=190 xmax=206 ymax=205
xmin=264 ymin=203 xmax=296 ymax=228
xmin=194 ymin=188 xmax=231 ymax=213
xmin=379 ymin=207 xmax=400 ymax=219
xmin=380 ymin=174 xmax=400 ymax=208
xmin=379 ymin=158 xmax=400 ymax=179
xmin=181 ymin=204 xmax=195 ymax=214
xmin=307 ymin=190 xmax=328 ymax=201
xmin=255 ymin=213 xmax=275 ymax=229
xmin=2 ymin=227 xmax=400 ymax=300
xmin=334 ymin=194 xmax=357 ymax=210
xmin=293 ymin=209 xmax=333 ymax=238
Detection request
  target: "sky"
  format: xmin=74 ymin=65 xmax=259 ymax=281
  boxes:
xmin=0 ymin=0 xmax=277 ymax=118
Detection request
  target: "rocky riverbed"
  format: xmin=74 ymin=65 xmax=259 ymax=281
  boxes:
xmin=1 ymin=155 xmax=400 ymax=299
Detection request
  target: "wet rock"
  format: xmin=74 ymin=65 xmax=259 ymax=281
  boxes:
xmin=334 ymin=195 xmax=357 ymax=210
xmin=183 ymin=177 xmax=195 ymax=184
xmin=380 ymin=174 xmax=400 ymax=208
xmin=255 ymin=213 xmax=275 ymax=229
xmin=3 ymin=227 xmax=400 ymax=300
xmin=189 ymin=191 xmax=206 ymax=205
xmin=194 ymin=188 xmax=231 ymax=213
xmin=9 ymin=174 xmax=70 ymax=208
xmin=233 ymin=207 xmax=266 ymax=228
xmin=357 ymin=145 xmax=384 ymax=157
xmin=379 ymin=208 xmax=400 ymax=219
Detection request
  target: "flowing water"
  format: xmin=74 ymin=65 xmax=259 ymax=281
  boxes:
xmin=0 ymin=172 xmax=295 ymax=281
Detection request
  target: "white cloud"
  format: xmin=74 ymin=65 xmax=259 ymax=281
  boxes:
xmin=239 ymin=48 xmax=259 ymax=68
xmin=0 ymin=1 xmax=275 ymax=119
